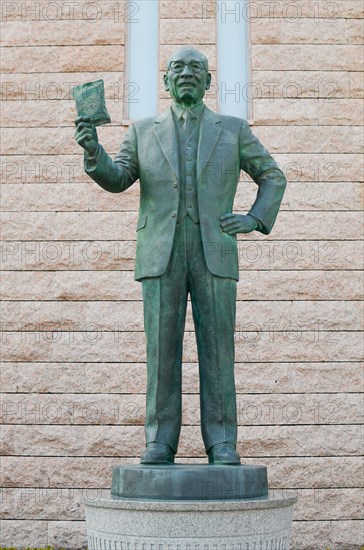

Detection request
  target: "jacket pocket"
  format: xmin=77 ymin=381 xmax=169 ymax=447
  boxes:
xmin=136 ymin=215 xmax=147 ymax=231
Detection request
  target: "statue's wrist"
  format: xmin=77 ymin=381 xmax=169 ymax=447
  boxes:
xmin=85 ymin=143 xmax=100 ymax=161
xmin=246 ymin=213 xmax=260 ymax=230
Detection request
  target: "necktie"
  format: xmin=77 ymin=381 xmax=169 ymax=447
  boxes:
xmin=182 ymin=110 xmax=194 ymax=139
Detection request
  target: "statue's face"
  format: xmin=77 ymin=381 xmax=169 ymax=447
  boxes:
xmin=164 ymin=47 xmax=211 ymax=107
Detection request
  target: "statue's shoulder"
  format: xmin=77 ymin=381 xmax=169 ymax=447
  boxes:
xmin=131 ymin=115 xmax=156 ymax=131
xmin=205 ymin=108 xmax=246 ymax=131
xmin=131 ymin=108 xmax=171 ymax=136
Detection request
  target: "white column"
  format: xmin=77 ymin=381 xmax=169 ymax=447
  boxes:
xmin=125 ymin=0 xmax=159 ymax=120
xmin=216 ymin=0 xmax=250 ymax=118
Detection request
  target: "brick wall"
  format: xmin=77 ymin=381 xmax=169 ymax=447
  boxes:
xmin=1 ymin=1 xmax=363 ymax=548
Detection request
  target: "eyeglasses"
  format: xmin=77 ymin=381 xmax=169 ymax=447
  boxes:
xmin=168 ymin=61 xmax=206 ymax=74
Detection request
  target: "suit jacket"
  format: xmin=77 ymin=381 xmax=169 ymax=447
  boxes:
xmin=85 ymin=106 xmax=287 ymax=281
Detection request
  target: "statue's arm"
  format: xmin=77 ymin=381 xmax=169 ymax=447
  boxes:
xmin=75 ymin=116 xmax=139 ymax=193
xmin=239 ymin=120 xmax=287 ymax=234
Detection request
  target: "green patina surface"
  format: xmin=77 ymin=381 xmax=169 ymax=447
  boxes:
xmin=74 ymin=46 xmax=287 ymax=465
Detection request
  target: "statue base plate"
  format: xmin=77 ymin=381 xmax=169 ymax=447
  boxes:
xmin=111 ymin=463 xmax=268 ymax=500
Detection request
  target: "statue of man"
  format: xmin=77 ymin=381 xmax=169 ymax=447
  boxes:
xmin=75 ymin=46 xmax=286 ymax=465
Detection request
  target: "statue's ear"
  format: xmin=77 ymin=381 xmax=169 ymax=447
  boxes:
xmin=205 ymin=73 xmax=212 ymax=91
xmin=163 ymin=74 xmax=169 ymax=91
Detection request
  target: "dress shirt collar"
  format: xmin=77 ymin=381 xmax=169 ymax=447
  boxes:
xmin=171 ymin=101 xmax=205 ymax=123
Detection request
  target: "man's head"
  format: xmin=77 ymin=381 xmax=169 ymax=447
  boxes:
xmin=164 ymin=46 xmax=211 ymax=108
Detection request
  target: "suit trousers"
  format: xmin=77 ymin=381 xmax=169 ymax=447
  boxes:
xmin=141 ymin=215 xmax=238 ymax=453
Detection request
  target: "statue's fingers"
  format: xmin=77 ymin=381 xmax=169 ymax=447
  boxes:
xmin=222 ymin=222 xmax=240 ymax=232
xmin=221 ymin=218 xmax=239 ymax=229
xmin=222 ymin=225 xmax=234 ymax=233
xmin=75 ymin=116 xmax=91 ymax=125
xmin=76 ymin=128 xmax=93 ymax=139
xmin=76 ymin=130 xmax=93 ymax=145
xmin=221 ymin=223 xmax=233 ymax=230
xmin=220 ymin=213 xmax=235 ymax=221
xmin=76 ymin=121 xmax=94 ymax=131
xmin=76 ymin=135 xmax=87 ymax=146
xmin=221 ymin=214 xmax=237 ymax=227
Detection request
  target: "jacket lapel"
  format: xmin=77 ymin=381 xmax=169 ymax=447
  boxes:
xmin=153 ymin=105 xmax=223 ymax=182
xmin=154 ymin=108 xmax=179 ymax=180
xmin=197 ymin=107 xmax=222 ymax=180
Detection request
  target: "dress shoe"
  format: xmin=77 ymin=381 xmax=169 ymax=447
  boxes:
xmin=208 ymin=443 xmax=241 ymax=465
xmin=140 ymin=442 xmax=175 ymax=464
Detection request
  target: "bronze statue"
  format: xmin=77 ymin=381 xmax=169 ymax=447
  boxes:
xmin=75 ymin=46 xmax=286 ymax=465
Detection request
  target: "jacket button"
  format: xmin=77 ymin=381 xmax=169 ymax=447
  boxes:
xmin=187 ymin=204 xmax=192 ymax=208
xmin=173 ymin=183 xmax=177 ymax=188
xmin=171 ymin=212 xmax=176 ymax=218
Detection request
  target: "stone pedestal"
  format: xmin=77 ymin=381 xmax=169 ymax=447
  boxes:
xmin=84 ymin=465 xmax=297 ymax=549
xmin=111 ymin=464 xmax=268 ymax=500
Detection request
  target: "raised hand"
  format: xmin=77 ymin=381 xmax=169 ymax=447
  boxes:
xmin=220 ymin=213 xmax=258 ymax=235
xmin=74 ymin=116 xmax=99 ymax=155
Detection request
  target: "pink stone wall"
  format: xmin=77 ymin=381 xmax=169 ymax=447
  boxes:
xmin=1 ymin=1 xmax=363 ymax=548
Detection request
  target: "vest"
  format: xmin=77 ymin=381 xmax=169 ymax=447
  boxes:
xmin=175 ymin=112 xmax=200 ymax=224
